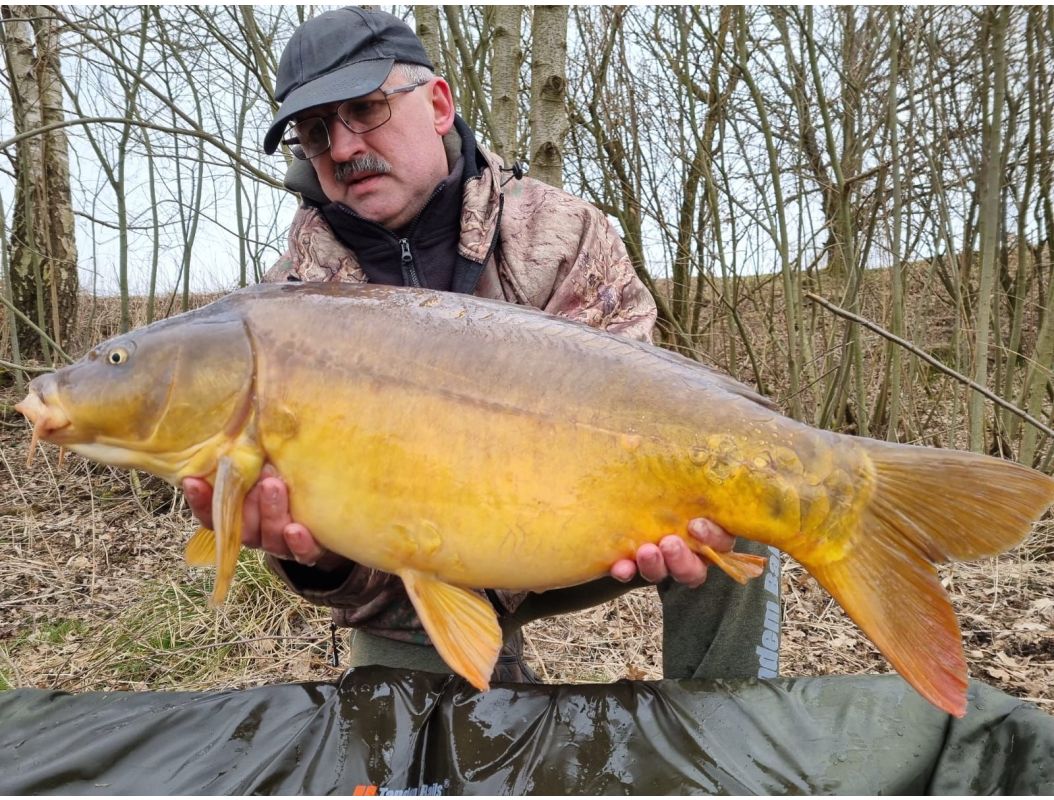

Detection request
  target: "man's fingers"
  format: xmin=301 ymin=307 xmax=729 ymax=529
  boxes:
xmin=610 ymin=559 xmax=638 ymax=583
xmin=241 ymin=464 xmax=280 ymax=550
xmin=185 ymin=468 xmax=318 ymax=566
xmin=636 ymin=542 xmax=669 ymax=583
xmin=659 ymin=535 xmax=708 ymax=588
xmin=608 ymin=546 xmax=672 ymax=583
xmin=182 ymin=478 xmax=213 ymax=529
xmin=258 ymin=476 xmax=293 ymax=555
xmin=284 ymin=523 xmax=325 ymax=565
xmin=687 ymin=518 xmax=735 ymax=552
xmin=241 ymin=481 xmax=264 ymax=549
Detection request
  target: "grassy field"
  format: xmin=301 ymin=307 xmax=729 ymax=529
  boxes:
xmin=1 ymin=276 xmax=1052 ymax=712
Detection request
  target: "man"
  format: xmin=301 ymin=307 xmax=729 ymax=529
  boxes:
xmin=185 ymin=7 xmax=779 ymax=683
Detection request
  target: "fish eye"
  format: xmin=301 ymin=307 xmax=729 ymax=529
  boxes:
xmin=107 ymin=347 xmax=129 ymax=365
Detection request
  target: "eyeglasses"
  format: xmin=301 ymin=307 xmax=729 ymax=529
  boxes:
xmin=282 ymin=79 xmax=431 ymax=160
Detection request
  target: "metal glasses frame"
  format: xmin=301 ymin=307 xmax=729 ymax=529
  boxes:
xmin=281 ymin=79 xmax=431 ymax=160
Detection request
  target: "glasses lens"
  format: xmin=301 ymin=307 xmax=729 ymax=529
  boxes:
xmin=292 ymin=118 xmax=329 ymax=159
xmin=338 ymin=98 xmax=392 ymax=134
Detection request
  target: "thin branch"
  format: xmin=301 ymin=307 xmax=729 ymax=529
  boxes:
xmin=805 ymin=292 xmax=1054 ymax=442
xmin=0 ymin=116 xmax=283 ymax=188
xmin=0 ymin=358 xmax=53 ymax=374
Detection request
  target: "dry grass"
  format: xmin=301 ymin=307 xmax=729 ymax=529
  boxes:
xmin=0 ymin=432 xmax=340 ymax=692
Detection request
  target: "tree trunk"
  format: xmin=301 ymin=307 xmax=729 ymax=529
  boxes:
xmin=528 ymin=6 xmax=568 ymax=188
xmin=969 ymin=7 xmax=1008 ymax=453
xmin=883 ymin=7 xmax=905 ymax=441
xmin=490 ymin=5 xmax=523 ymax=165
xmin=36 ymin=10 xmax=78 ymax=347
xmin=442 ymin=6 xmax=499 ymax=146
xmin=1 ymin=5 xmax=78 ymax=358
xmin=414 ymin=5 xmax=442 ymax=75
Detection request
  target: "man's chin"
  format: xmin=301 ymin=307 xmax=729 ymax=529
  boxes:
xmin=342 ymin=197 xmax=411 ymax=231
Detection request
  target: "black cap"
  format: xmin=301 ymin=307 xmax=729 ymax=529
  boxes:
xmin=263 ymin=7 xmax=434 ymax=154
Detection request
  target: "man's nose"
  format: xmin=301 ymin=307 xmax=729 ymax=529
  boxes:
xmin=328 ymin=119 xmax=366 ymax=163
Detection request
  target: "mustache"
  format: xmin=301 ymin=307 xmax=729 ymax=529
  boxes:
xmin=333 ymin=154 xmax=393 ymax=182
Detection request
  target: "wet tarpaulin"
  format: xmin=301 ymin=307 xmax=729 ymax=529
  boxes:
xmin=0 ymin=667 xmax=1051 ymax=795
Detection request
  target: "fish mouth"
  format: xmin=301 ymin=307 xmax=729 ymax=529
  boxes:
xmin=14 ymin=391 xmax=72 ymax=466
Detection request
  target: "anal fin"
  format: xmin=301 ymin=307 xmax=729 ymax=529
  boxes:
xmin=184 ymin=526 xmax=216 ymax=567
xmin=399 ymin=570 xmax=502 ymax=691
xmin=689 ymin=544 xmax=768 ymax=585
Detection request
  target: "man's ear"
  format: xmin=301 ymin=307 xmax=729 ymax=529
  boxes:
xmin=430 ymin=78 xmax=456 ymax=135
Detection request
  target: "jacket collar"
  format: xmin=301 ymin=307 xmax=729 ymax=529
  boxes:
xmin=281 ymin=115 xmax=509 ymax=294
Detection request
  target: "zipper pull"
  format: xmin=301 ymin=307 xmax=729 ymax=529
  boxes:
xmin=399 ymin=238 xmax=420 ymax=287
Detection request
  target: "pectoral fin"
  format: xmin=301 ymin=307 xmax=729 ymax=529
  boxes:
xmin=209 ymin=449 xmax=263 ymax=606
xmin=399 ymin=570 xmax=503 ymax=691
xmin=184 ymin=526 xmax=215 ymax=567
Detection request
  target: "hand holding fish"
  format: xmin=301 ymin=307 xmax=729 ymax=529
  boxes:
xmin=184 ymin=468 xmax=348 ymax=573
xmin=182 ymin=470 xmax=734 ymax=586
xmin=610 ymin=518 xmax=735 ymax=588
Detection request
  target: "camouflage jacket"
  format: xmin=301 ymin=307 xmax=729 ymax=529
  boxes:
xmin=264 ymin=129 xmax=657 ymax=644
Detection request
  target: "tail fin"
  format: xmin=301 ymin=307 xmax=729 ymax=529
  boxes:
xmin=801 ymin=441 xmax=1054 ymax=717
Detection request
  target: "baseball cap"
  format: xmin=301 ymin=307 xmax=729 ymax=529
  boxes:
xmin=263 ymin=7 xmax=434 ymax=154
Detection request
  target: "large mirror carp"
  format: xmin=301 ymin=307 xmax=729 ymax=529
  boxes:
xmin=16 ymin=283 xmax=1054 ymax=717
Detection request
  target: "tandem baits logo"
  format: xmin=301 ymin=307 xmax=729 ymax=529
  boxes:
xmin=353 ymin=781 xmax=448 ymax=796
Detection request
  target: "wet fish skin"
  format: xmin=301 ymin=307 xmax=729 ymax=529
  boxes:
xmin=15 ymin=282 xmax=1054 ymax=717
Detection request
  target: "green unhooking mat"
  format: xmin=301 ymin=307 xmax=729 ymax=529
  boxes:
xmin=0 ymin=668 xmax=1051 ymax=794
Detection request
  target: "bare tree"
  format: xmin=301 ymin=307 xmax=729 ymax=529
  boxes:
xmin=414 ymin=5 xmax=442 ymax=74
xmin=489 ymin=5 xmax=523 ymax=165
xmin=969 ymin=7 xmax=1010 ymax=453
xmin=1 ymin=4 xmax=78 ymax=357
xmin=528 ymin=5 xmax=568 ymax=188
xmin=2 ymin=5 xmax=1051 ymax=470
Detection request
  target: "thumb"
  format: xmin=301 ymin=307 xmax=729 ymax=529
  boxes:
xmin=182 ymin=477 xmax=214 ymax=528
